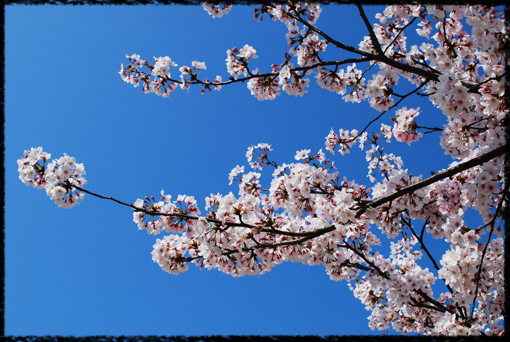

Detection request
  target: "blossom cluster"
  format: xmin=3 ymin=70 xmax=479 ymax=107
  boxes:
xmin=118 ymin=54 xmax=179 ymax=98
xmin=202 ymin=2 xmax=232 ymax=19
xmin=17 ymin=147 xmax=86 ymax=208
xmin=315 ymin=64 xmax=362 ymax=97
xmin=226 ymin=44 xmax=258 ymax=79
xmin=391 ymin=107 xmax=423 ymax=145
xmin=133 ymin=191 xmax=201 ymax=236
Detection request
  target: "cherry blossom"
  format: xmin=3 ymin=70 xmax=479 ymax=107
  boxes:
xmin=392 ymin=107 xmax=423 ymax=145
xmin=17 ymin=147 xmax=86 ymax=208
xmin=21 ymin=3 xmax=507 ymax=336
xmin=202 ymin=2 xmax=232 ymax=19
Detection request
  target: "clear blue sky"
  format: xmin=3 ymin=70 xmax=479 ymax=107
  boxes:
xmin=5 ymin=4 xmax=485 ymax=336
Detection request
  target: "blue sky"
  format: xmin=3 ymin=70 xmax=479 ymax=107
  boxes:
xmin=5 ymin=4 xmax=486 ymax=336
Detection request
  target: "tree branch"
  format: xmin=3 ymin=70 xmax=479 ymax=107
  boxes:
xmin=71 ymin=185 xmax=253 ymax=229
xmin=402 ymin=215 xmax=454 ymax=295
xmin=470 ymin=184 xmax=508 ymax=318
xmin=287 ymin=8 xmax=440 ymax=82
xmin=181 ymin=224 xmax=337 ymax=263
xmin=357 ymin=3 xmax=384 ymax=55
xmin=383 ymin=17 xmax=417 ymax=56
xmin=341 ymin=237 xmax=455 ymax=315
xmin=355 ymin=143 xmax=509 ymax=217
xmin=71 ymin=184 xmax=338 ymax=239
xmin=341 ymin=239 xmax=390 ymax=279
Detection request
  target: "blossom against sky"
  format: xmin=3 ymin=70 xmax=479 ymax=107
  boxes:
xmin=5 ymin=4 xmax=484 ymax=336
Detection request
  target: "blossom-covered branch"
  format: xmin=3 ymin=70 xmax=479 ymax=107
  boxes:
xmin=21 ymin=3 xmax=506 ymax=336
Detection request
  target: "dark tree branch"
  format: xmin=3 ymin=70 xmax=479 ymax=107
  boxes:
xmin=151 ymin=58 xmax=374 ymax=88
xmin=357 ymin=3 xmax=384 ymax=55
xmin=287 ymin=10 xmax=375 ymax=59
xmin=383 ymin=17 xmax=418 ymax=56
xmin=286 ymin=6 xmax=441 ymax=82
xmin=416 ymin=125 xmax=443 ymax=133
xmin=466 ymin=71 xmax=507 ymax=94
xmin=409 ymin=295 xmax=448 ymax=313
xmin=180 ymin=224 xmax=337 ymax=263
xmin=402 ymin=215 xmax=454 ymax=295
xmin=71 ymin=184 xmax=252 ymax=229
xmin=414 ymin=289 xmax=456 ymax=315
xmin=342 ymin=237 xmax=455 ymax=315
xmin=341 ymin=239 xmax=390 ymax=280
xmin=355 ymin=143 xmax=509 ymax=217
xmin=470 ymin=184 xmax=508 ymax=318
xmin=71 ymin=184 xmax=338 ymax=239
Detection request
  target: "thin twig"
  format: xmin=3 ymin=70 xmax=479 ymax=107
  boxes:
xmin=402 ymin=214 xmax=454 ymax=295
xmin=470 ymin=185 xmax=508 ymax=318
xmin=343 ymin=79 xmax=430 ymax=144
